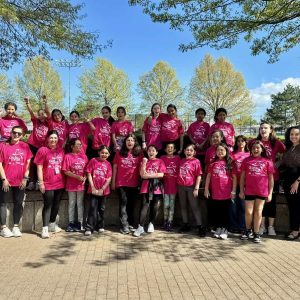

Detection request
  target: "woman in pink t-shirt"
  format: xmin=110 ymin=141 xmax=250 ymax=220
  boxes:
xmin=204 ymin=143 xmax=234 ymax=239
xmin=0 ymin=126 xmax=32 ymax=238
xmin=111 ymin=134 xmax=143 ymax=234
xmin=133 ymin=145 xmax=166 ymax=237
xmin=34 ymin=130 xmax=65 ymax=239
xmin=62 ymin=138 xmax=88 ymax=232
xmin=84 ymin=145 xmax=112 ymax=236
xmin=239 ymin=141 xmax=274 ymax=243
xmin=24 ymin=96 xmax=49 ymax=191
xmin=142 ymin=103 xmax=162 ymax=152
xmin=177 ymin=144 xmax=205 ymax=236
xmin=111 ymin=106 xmax=134 ymax=151
xmin=160 ymin=142 xmax=180 ymax=231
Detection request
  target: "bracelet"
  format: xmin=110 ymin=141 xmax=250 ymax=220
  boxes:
xmin=194 ymin=188 xmax=199 ymax=190
xmin=142 ymin=141 xmax=146 ymax=143
xmin=231 ymin=191 xmax=236 ymax=194
xmin=37 ymin=181 xmax=44 ymax=185
xmin=23 ymin=176 xmax=30 ymax=180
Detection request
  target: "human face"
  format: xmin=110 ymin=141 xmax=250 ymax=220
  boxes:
xmin=10 ymin=128 xmax=23 ymax=143
xmin=167 ymin=107 xmax=177 ymax=118
xmin=217 ymin=112 xmax=227 ymax=122
xmin=117 ymin=109 xmax=125 ymax=120
xmin=290 ymin=128 xmax=300 ymax=146
xmin=38 ymin=109 xmax=46 ymax=121
xmin=184 ymin=145 xmax=196 ymax=158
xmin=6 ymin=105 xmax=15 ymax=117
xmin=47 ymin=134 xmax=58 ymax=148
xmin=70 ymin=113 xmax=79 ymax=123
xmin=101 ymin=108 xmax=111 ymax=120
xmin=259 ymin=123 xmax=271 ymax=140
xmin=237 ymin=137 xmax=246 ymax=151
xmin=152 ymin=105 xmax=161 ymax=117
xmin=98 ymin=148 xmax=110 ymax=161
xmin=72 ymin=140 xmax=82 ymax=153
xmin=211 ymin=132 xmax=222 ymax=145
xmin=125 ymin=137 xmax=135 ymax=150
xmin=196 ymin=111 xmax=205 ymax=122
xmin=165 ymin=144 xmax=175 ymax=156
xmin=216 ymin=146 xmax=226 ymax=159
xmin=251 ymin=144 xmax=263 ymax=157
xmin=53 ymin=111 xmax=62 ymax=122
xmin=147 ymin=146 xmax=158 ymax=159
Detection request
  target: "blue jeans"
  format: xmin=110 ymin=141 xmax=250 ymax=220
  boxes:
xmin=229 ymin=188 xmax=245 ymax=231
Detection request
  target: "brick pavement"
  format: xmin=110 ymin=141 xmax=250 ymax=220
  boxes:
xmin=0 ymin=228 xmax=299 ymax=300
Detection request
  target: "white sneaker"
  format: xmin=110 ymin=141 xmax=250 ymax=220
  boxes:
xmin=0 ymin=227 xmax=13 ymax=238
xmin=133 ymin=225 xmax=144 ymax=237
xmin=84 ymin=230 xmax=92 ymax=236
xmin=268 ymin=226 xmax=276 ymax=236
xmin=26 ymin=182 xmax=35 ymax=191
xmin=213 ymin=227 xmax=222 ymax=238
xmin=219 ymin=228 xmax=228 ymax=240
xmin=98 ymin=228 xmax=105 ymax=233
xmin=258 ymin=224 xmax=266 ymax=235
xmin=12 ymin=226 xmax=22 ymax=237
xmin=48 ymin=223 xmax=62 ymax=233
xmin=41 ymin=226 xmax=49 ymax=239
xmin=147 ymin=222 xmax=154 ymax=233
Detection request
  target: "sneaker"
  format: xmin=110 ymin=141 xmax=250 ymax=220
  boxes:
xmin=48 ymin=223 xmax=62 ymax=233
xmin=74 ymin=222 xmax=83 ymax=232
xmin=84 ymin=230 xmax=92 ymax=236
xmin=12 ymin=226 xmax=22 ymax=237
xmin=268 ymin=226 xmax=276 ymax=236
xmin=147 ymin=222 xmax=154 ymax=233
xmin=240 ymin=229 xmax=253 ymax=240
xmin=213 ymin=227 xmax=222 ymax=238
xmin=120 ymin=227 xmax=130 ymax=234
xmin=179 ymin=223 xmax=191 ymax=233
xmin=133 ymin=225 xmax=144 ymax=237
xmin=128 ymin=225 xmax=136 ymax=232
xmin=41 ymin=226 xmax=49 ymax=239
xmin=253 ymin=233 xmax=261 ymax=243
xmin=198 ymin=225 xmax=206 ymax=237
xmin=65 ymin=223 xmax=75 ymax=232
xmin=258 ymin=224 xmax=266 ymax=235
xmin=98 ymin=228 xmax=105 ymax=233
xmin=26 ymin=182 xmax=35 ymax=191
xmin=219 ymin=228 xmax=228 ymax=240
xmin=166 ymin=221 xmax=173 ymax=232
xmin=0 ymin=227 xmax=13 ymax=238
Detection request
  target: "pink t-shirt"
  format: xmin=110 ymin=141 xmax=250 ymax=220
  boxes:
xmin=0 ymin=116 xmax=28 ymax=142
xmin=111 ymin=120 xmax=134 ymax=148
xmin=241 ymin=156 xmax=275 ymax=197
xmin=67 ymin=122 xmax=91 ymax=153
xmin=86 ymin=158 xmax=112 ymax=195
xmin=160 ymin=155 xmax=181 ymax=194
xmin=177 ymin=158 xmax=202 ymax=186
xmin=27 ymin=117 xmax=49 ymax=148
xmin=207 ymin=160 xmax=232 ymax=200
xmin=62 ymin=152 xmax=88 ymax=192
xmin=140 ymin=158 xmax=166 ymax=194
xmin=92 ymin=118 xmax=111 ymax=148
xmin=205 ymin=145 xmax=217 ymax=167
xmin=232 ymin=151 xmax=250 ymax=183
xmin=210 ymin=122 xmax=235 ymax=147
xmin=113 ymin=151 xmax=143 ymax=188
xmin=0 ymin=141 xmax=32 ymax=186
xmin=142 ymin=116 xmax=162 ymax=150
xmin=159 ymin=113 xmax=184 ymax=142
xmin=48 ymin=119 xmax=68 ymax=148
xmin=187 ymin=121 xmax=210 ymax=154
xmin=34 ymin=147 xmax=65 ymax=190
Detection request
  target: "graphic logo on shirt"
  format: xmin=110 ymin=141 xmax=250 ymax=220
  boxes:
xmin=193 ymin=127 xmax=206 ymax=139
xmin=53 ymin=123 xmax=65 ymax=140
xmin=3 ymin=120 xmax=18 ymax=136
xmin=99 ymin=124 xmax=110 ymax=136
xmin=69 ymin=127 xmax=80 ymax=139
xmin=35 ymin=124 xmax=48 ymax=139
xmin=147 ymin=162 xmax=159 ymax=174
xmin=48 ymin=155 xmax=63 ymax=169
xmin=162 ymin=120 xmax=177 ymax=131
xmin=248 ymin=161 xmax=267 ymax=176
xmin=121 ymin=156 xmax=137 ymax=169
xmin=72 ymin=158 xmax=86 ymax=175
xmin=212 ymin=164 xmax=228 ymax=178
xmin=179 ymin=162 xmax=191 ymax=178
xmin=94 ymin=164 xmax=108 ymax=178
xmin=166 ymin=161 xmax=177 ymax=176
xmin=149 ymin=123 xmax=161 ymax=135
xmin=8 ymin=149 xmax=24 ymax=165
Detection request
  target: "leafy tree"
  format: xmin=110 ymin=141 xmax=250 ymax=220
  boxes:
xmin=15 ymin=56 xmax=65 ymax=115
xmin=189 ymin=54 xmax=253 ymax=119
xmin=0 ymin=74 xmax=16 ymax=108
xmin=0 ymin=0 xmax=108 ymax=69
xmin=129 ymin=0 xmax=300 ymax=63
xmin=137 ymin=61 xmax=185 ymax=113
xmin=264 ymin=84 xmax=300 ymax=129
xmin=75 ymin=58 xmax=133 ymax=119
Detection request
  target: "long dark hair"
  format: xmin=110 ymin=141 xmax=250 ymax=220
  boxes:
xmin=51 ymin=109 xmax=65 ymax=121
xmin=102 ymin=106 xmax=115 ymax=126
xmin=214 ymin=107 xmax=227 ymax=122
xmin=250 ymin=140 xmax=268 ymax=158
xmin=213 ymin=142 xmax=232 ymax=171
xmin=233 ymin=135 xmax=249 ymax=152
xmin=150 ymin=103 xmax=161 ymax=117
xmin=66 ymin=138 xmax=81 ymax=153
xmin=256 ymin=121 xmax=277 ymax=149
xmin=120 ymin=134 xmax=142 ymax=157
xmin=285 ymin=126 xmax=300 ymax=149
xmin=4 ymin=102 xmax=17 ymax=111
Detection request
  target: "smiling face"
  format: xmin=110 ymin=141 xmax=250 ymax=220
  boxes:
xmin=184 ymin=145 xmax=196 ymax=158
xmin=71 ymin=140 xmax=82 ymax=153
xmin=53 ymin=111 xmax=62 ymax=122
xmin=259 ymin=123 xmax=272 ymax=140
xmin=251 ymin=143 xmax=263 ymax=157
xmin=165 ymin=143 xmax=176 ymax=156
xmin=47 ymin=133 xmax=58 ymax=148
xmin=196 ymin=111 xmax=205 ymax=122
xmin=38 ymin=109 xmax=46 ymax=121
xmin=117 ymin=109 xmax=125 ymax=120
xmin=290 ymin=128 xmax=300 ymax=145
xmin=10 ymin=128 xmax=23 ymax=143
xmin=216 ymin=145 xmax=227 ymax=159
xmin=98 ymin=148 xmax=110 ymax=161
xmin=147 ymin=146 xmax=158 ymax=159
xmin=167 ymin=107 xmax=177 ymax=118
xmin=236 ymin=137 xmax=246 ymax=150
xmin=70 ymin=112 xmax=79 ymax=123
xmin=217 ymin=112 xmax=227 ymax=122
xmin=211 ymin=132 xmax=222 ymax=145
xmin=152 ymin=104 xmax=161 ymax=117
xmin=101 ymin=108 xmax=111 ymax=120
xmin=6 ymin=105 xmax=16 ymax=117
xmin=125 ymin=136 xmax=135 ymax=150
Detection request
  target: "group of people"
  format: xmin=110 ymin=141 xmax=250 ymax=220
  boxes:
xmin=0 ymin=97 xmax=299 ymax=244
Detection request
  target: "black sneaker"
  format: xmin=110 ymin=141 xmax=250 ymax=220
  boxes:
xmin=179 ymin=223 xmax=191 ymax=233
xmin=253 ymin=233 xmax=261 ymax=243
xmin=198 ymin=225 xmax=206 ymax=237
xmin=74 ymin=221 xmax=83 ymax=232
xmin=240 ymin=229 xmax=253 ymax=240
xmin=120 ymin=227 xmax=130 ymax=234
xmin=65 ymin=223 xmax=75 ymax=232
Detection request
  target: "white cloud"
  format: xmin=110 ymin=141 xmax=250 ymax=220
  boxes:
xmin=250 ymin=77 xmax=300 ymax=119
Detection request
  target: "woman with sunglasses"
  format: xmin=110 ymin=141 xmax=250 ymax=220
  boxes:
xmin=0 ymin=126 xmax=32 ymax=237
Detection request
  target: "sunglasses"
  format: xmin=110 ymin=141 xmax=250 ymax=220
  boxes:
xmin=12 ymin=131 xmax=22 ymax=136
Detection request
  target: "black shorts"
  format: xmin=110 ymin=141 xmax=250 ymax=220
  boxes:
xmin=244 ymin=195 xmax=268 ymax=201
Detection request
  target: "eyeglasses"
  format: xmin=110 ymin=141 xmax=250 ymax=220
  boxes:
xmin=12 ymin=131 xmax=22 ymax=136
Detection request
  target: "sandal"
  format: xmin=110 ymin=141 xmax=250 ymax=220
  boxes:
xmin=286 ymin=232 xmax=299 ymax=240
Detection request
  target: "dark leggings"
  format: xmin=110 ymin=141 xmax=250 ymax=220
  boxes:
xmin=0 ymin=185 xmax=24 ymax=226
xmin=208 ymin=199 xmax=231 ymax=229
xmin=118 ymin=187 xmax=138 ymax=228
xmin=86 ymin=195 xmax=107 ymax=231
xmin=42 ymin=189 xmax=64 ymax=226
xmin=28 ymin=144 xmax=38 ymax=183
xmin=284 ymin=183 xmax=300 ymax=231
xmin=139 ymin=194 xmax=162 ymax=227
xmin=262 ymin=181 xmax=278 ymax=218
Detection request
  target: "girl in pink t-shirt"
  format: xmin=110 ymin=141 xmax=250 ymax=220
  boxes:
xmin=111 ymin=134 xmax=143 ymax=234
xmin=177 ymin=144 xmax=205 ymax=236
xmin=160 ymin=142 xmax=180 ymax=231
xmin=62 ymin=138 xmax=88 ymax=232
xmin=204 ymin=143 xmax=235 ymax=240
xmin=111 ymin=106 xmax=134 ymax=151
xmin=34 ymin=130 xmax=65 ymax=239
xmin=133 ymin=145 xmax=166 ymax=237
xmin=0 ymin=126 xmax=32 ymax=238
xmin=239 ymin=141 xmax=274 ymax=243
xmin=142 ymin=103 xmax=162 ymax=152
xmin=84 ymin=145 xmax=112 ymax=236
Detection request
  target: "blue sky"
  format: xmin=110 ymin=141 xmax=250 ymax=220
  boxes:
xmin=6 ymin=0 xmax=300 ymax=120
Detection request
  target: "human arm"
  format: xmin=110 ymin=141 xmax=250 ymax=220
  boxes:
xmin=266 ymin=173 xmax=274 ymax=202
xmin=64 ymin=171 xmax=85 ymax=182
xmin=24 ymin=97 xmax=36 ymax=119
xmin=36 ymin=165 xmax=45 ymax=194
xmin=141 ymin=130 xmax=147 ymax=150
xmin=178 ymin=133 xmax=184 ymax=154
xmin=231 ymin=174 xmax=237 ymax=201
xmin=193 ymin=175 xmax=201 ymax=197
xmin=111 ymin=133 xmax=119 ymax=151
xmin=42 ymin=95 xmax=51 ymax=119
xmin=19 ymin=159 xmax=31 ymax=190
xmin=111 ymin=164 xmax=117 ymax=190
xmin=0 ymin=162 xmax=10 ymax=192
xmin=204 ymin=173 xmax=211 ymax=198
xmin=87 ymin=172 xmax=98 ymax=195
xmin=239 ymin=171 xmax=245 ymax=200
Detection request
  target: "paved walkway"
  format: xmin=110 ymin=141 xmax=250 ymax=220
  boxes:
xmin=0 ymin=228 xmax=299 ymax=300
